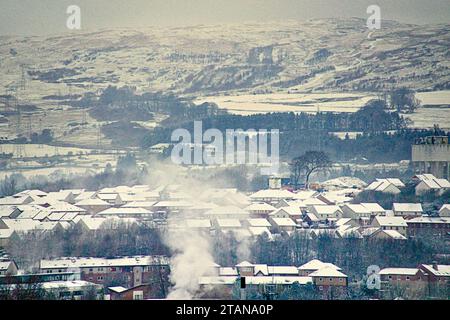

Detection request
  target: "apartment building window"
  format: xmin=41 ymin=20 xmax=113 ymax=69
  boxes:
xmin=89 ymin=268 xmax=93 ymax=272
xmin=406 ymin=277 xmax=410 ymax=281
xmin=329 ymin=278 xmax=333 ymax=282
xmin=97 ymin=276 xmax=103 ymax=281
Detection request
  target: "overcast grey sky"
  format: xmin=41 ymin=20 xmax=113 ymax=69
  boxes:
xmin=1 ymin=0 xmax=449 ymax=35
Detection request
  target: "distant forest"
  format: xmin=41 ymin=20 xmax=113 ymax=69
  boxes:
xmin=67 ymin=86 xmax=449 ymax=163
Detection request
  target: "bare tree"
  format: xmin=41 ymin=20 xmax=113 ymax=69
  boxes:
xmin=290 ymin=151 xmax=332 ymax=189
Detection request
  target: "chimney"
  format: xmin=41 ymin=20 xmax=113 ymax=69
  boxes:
xmin=432 ymin=261 xmax=438 ymax=271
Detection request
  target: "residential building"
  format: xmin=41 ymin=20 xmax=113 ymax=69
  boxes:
xmin=392 ymin=203 xmax=423 ymax=218
xmin=0 ymin=260 xmax=18 ymax=276
xmin=414 ymin=174 xmax=450 ymax=195
xmin=371 ymin=216 xmax=408 ymax=236
xmin=406 ymin=217 xmax=450 ymax=237
xmin=39 ymin=256 xmax=170 ymax=289
xmin=341 ymin=204 xmax=371 ymax=220
xmin=412 ymin=136 xmax=450 ymax=179
xmin=310 ymin=205 xmax=343 ymax=221
xmin=365 ymin=179 xmax=404 ymax=194
xmin=268 ymin=217 xmax=297 ymax=233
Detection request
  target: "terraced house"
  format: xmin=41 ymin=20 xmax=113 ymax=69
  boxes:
xmin=39 ymin=255 xmax=170 ymax=298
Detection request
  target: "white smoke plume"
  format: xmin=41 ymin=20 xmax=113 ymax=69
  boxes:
xmin=144 ymin=160 xmax=256 ymax=299
xmin=165 ymin=228 xmax=215 ymax=299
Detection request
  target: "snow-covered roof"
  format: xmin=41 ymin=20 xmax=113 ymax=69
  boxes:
xmin=249 ymin=189 xmax=294 ymax=200
xmin=219 ymin=267 xmax=238 ymax=276
xmin=270 ymin=217 xmax=296 ymax=227
xmin=108 ymin=286 xmax=128 ymax=293
xmin=0 ymin=206 xmax=20 ymax=218
xmin=439 ymin=204 xmax=450 ymax=213
xmin=216 ymin=219 xmax=241 ymax=228
xmin=343 ymin=204 xmax=371 ymax=214
xmin=268 ymin=266 xmax=299 ymax=275
xmin=321 ymin=177 xmax=367 ymax=189
xmin=198 ymin=276 xmax=237 ymax=285
xmin=236 ymin=261 xmax=254 ymax=267
xmin=421 ymin=264 xmax=450 ymax=277
xmin=379 ymin=268 xmax=419 ymax=276
xmin=435 ymin=179 xmax=450 ymax=188
xmin=311 ymin=205 xmax=342 ymax=214
xmin=15 ymin=190 xmax=48 ymax=197
xmin=41 ymin=280 xmax=101 ymax=290
xmin=302 ymin=197 xmax=326 ymax=206
xmin=40 ymin=255 xmax=169 ymax=269
xmin=379 ymin=230 xmax=407 ymax=240
xmin=15 ymin=205 xmax=44 ymax=219
xmin=97 ymin=193 xmax=120 ymax=201
xmin=372 ymin=216 xmax=407 ymax=227
xmin=291 ymin=190 xmax=317 ymax=200
xmin=97 ymin=207 xmax=152 ymax=216
xmin=407 ymin=217 xmax=450 ymax=224
xmin=298 ymin=259 xmax=341 ymax=271
xmin=0 ymin=229 xmax=15 ymax=239
xmin=0 ymin=196 xmax=32 ymax=206
xmin=153 ymin=200 xmax=193 ymax=208
xmin=74 ymin=191 xmax=96 ymax=202
xmin=418 ymin=179 xmax=442 ymax=189
xmin=309 ymin=267 xmax=347 ymax=278
xmin=271 ymin=206 xmax=301 ymax=217
xmin=0 ymin=260 xmax=15 ymax=271
xmin=2 ymin=218 xmax=62 ymax=232
xmin=121 ymin=201 xmax=156 ymax=208
xmin=360 ymin=203 xmax=385 ymax=213
xmin=337 ymin=227 xmax=362 ymax=238
xmin=46 ymin=201 xmax=86 ymax=213
xmin=366 ymin=179 xmax=403 ymax=192
xmin=392 ymin=203 xmax=423 ymax=213
xmin=305 ymin=212 xmax=320 ymax=222
xmin=199 ymin=275 xmax=313 ymax=285
xmin=246 ymin=218 xmax=271 ymax=227
xmin=335 ymin=218 xmax=352 ymax=226
xmin=245 ymin=202 xmax=276 ymax=212
xmin=360 ymin=227 xmax=380 ymax=237
xmin=77 ymin=216 xmax=107 ymax=230
xmin=414 ymin=174 xmax=437 ymax=181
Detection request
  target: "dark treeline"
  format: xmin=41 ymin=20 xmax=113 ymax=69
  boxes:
xmin=0 ymin=153 xmax=147 ymax=197
xmin=6 ymin=223 xmax=170 ymax=270
xmin=213 ymin=231 xmax=449 ymax=281
xmin=74 ymin=85 xmax=223 ymax=123
xmin=143 ymin=120 xmax=447 ymax=163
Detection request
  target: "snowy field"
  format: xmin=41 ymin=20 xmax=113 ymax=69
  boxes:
xmin=196 ymin=91 xmax=450 ymax=129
